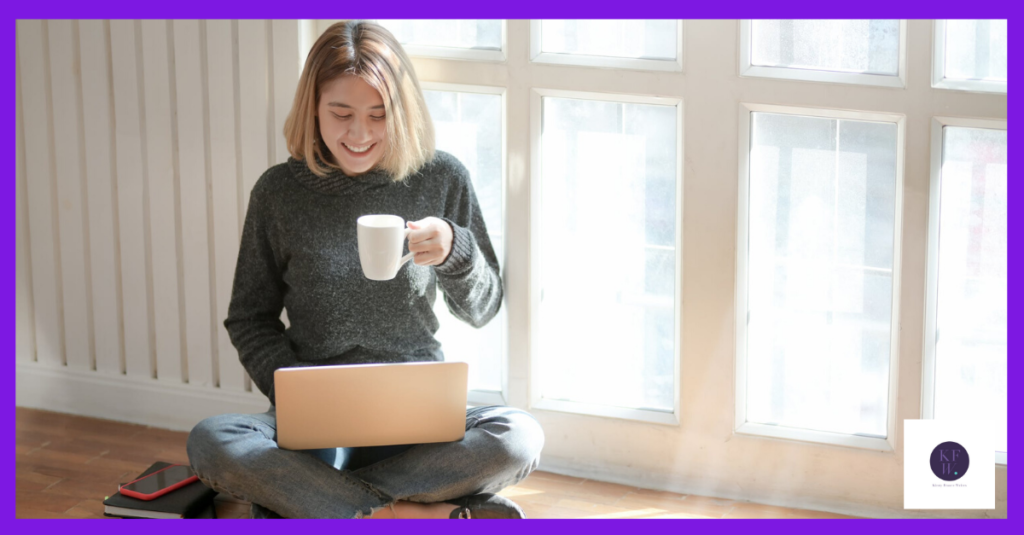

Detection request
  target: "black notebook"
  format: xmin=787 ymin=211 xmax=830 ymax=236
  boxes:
xmin=103 ymin=461 xmax=218 ymax=519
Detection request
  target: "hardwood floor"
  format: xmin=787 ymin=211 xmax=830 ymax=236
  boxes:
xmin=15 ymin=407 xmax=861 ymax=519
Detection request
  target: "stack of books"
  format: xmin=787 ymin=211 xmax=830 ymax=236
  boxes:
xmin=103 ymin=462 xmax=219 ymax=519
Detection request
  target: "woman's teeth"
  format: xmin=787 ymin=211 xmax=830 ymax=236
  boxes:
xmin=344 ymin=143 xmax=373 ymax=153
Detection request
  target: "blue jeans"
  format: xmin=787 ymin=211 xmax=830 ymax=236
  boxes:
xmin=186 ymin=404 xmax=545 ymax=519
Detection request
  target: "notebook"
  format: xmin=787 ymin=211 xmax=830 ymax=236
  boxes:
xmin=274 ymin=361 xmax=469 ymax=449
xmin=104 ymin=499 xmax=217 ymax=519
xmin=103 ymin=462 xmax=218 ymax=519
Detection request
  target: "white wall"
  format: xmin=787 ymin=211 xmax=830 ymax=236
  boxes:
xmin=16 ymin=19 xmax=1006 ymax=519
xmin=16 ymin=19 xmax=302 ymax=425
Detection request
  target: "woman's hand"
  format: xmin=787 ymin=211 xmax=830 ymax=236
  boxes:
xmin=406 ymin=217 xmax=454 ymax=267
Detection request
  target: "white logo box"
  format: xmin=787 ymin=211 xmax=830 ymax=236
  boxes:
xmin=904 ymin=419 xmax=995 ymax=510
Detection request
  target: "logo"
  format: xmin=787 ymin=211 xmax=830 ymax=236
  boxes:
xmin=930 ymin=441 xmax=970 ymax=481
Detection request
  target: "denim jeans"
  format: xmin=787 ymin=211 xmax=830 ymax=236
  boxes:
xmin=186 ymin=404 xmax=545 ymax=519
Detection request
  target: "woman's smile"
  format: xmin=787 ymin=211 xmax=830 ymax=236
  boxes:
xmin=342 ymin=142 xmax=377 ymax=156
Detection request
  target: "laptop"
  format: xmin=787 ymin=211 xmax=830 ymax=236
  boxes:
xmin=273 ymin=361 xmax=469 ymax=450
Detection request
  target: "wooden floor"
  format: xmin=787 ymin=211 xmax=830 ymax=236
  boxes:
xmin=16 ymin=407 xmax=861 ymax=519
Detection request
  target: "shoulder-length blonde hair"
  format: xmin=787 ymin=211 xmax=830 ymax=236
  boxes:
xmin=284 ymin=20 xmax=435 ymax=181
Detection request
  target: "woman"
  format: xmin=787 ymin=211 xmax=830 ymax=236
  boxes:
xmin=185 ymin=20 xmax=545 ymax=519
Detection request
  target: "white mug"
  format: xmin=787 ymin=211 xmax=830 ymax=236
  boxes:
xmin=357 ymin=214 xmax=415 ymax=281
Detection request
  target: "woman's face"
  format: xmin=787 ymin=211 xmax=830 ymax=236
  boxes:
xmin=316 ymin=75 xmax=388 ymax=177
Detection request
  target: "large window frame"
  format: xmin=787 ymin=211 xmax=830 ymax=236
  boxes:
xmin=528 ymin=87 xmax=684 ymax=426
xmin=739 ymin=20 xmax=909 ymax=89
xmin=735 ymin=102 xmax=906 ymax=452
xmin=419 ymin=80 xmax=510 ymax=407
xmin=922 ymin=115 xmax=1008 ymax=466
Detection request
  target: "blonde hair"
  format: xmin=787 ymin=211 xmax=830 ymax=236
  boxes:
xmin=283 ymin=20 xmax=435 ymax=181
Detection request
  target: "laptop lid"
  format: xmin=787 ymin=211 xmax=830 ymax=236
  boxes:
xmin=274 ymin=361 xmax=469 ymax=450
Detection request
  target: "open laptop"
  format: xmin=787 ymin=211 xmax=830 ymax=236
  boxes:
xmin=273 ymin=361 xmax=469 ymax=450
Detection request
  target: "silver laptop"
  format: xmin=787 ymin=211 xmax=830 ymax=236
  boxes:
xmin=273 ymin=361 xmax=468 ymax=450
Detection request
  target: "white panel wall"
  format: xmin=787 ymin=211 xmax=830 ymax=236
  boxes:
xmin=79 ymin=20 xmax=123 ymax=376
xmin=16 ymin=19 xmax=302 ymax=417
xmin=140 ymin=19 xmax=184 ymax=385
xmin=206 ymin=20 xmax=246 ymax=394
xmin=19 ymin=21 xmax=64 ymax=370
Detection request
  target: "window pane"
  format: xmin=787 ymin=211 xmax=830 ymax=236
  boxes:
xmin=944 ymin=20 xmax=1008 ymax=82
xmin=376 ymin=20 xmax=501 ymax=50
xmin=746 ymin=112 xmax=898 ymax=438
xmin=750 ymin=20 xmax=900 ymax=76
xmin=935 ymin=126 xmax=1007 ymax=453
xmin=423 ymin=89 xmax=504 ymax=392
xmin=540 ymin=96 xmax=677 ymax=411
xmin=540 ymin=20 xmax=677 ymax=60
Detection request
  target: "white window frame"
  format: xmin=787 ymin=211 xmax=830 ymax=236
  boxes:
xmin=420 ymin=81 xmax=510 ymax=407
xmin=528 ymin=87 xmax=684 ymax=426
xmin=529 ymin=20 xmax=685 ymax=73
xmin=735 ymin=102 xmax=906 ymax=452
xmin=931 ymin=20 xmax=1007 ymax=94
xmin=922 ymin=115 xmax=1008 ymax=466
xmin=316 ymin=19 xmax=508 ymax=63
xmin=738 ymin=20 xmax=908 ymax=89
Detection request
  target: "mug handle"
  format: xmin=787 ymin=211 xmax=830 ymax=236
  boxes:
xmin=399 ymin=227 xmax=415 ymax=267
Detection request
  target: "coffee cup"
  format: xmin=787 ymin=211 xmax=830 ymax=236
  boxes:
xmin=357 ymin=214 xmax=416 ymax=281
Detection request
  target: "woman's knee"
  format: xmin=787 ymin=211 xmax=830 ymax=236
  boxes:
xmin=186 ymin=413 xmax=267 ymax=477
xmin=478 ymin=407 xmax=545 ymax=472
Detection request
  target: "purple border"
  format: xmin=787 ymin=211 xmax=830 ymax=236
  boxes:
xmin=7 ymin=1 xmax=1015 ymax=533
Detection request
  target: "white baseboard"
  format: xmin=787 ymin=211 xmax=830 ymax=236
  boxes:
xmin=16 ymin=361 xmax=272 ymax=432
xmin=536 ymin=455 xmax=1005 ymax=520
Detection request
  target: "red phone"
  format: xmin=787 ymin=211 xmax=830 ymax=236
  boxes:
xmin=119 ymin=464 xmax=200 ymax=501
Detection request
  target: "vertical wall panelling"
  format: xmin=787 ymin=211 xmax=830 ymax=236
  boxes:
xmin=48 ymin=20 xmax=94 ymax=372
xmin=140 ymin=20 xmax=185 ymax=384
xmin=17 ymin=20 xmax=311 ymax=410
xmin=16 ymin=46 xmax=37 ymax=364
xmin=271 ymin=19 xmax=299 ymax=166
xmin=206 ymin=19 xmax=247 ymax=393
xmin=79 ymin=20 xmax=124 ymax=375
xmin=233 ymin=21 xmax=255 ymax=394
xmin=18 ymin=20 xmax=65 ymax=369
xmin=237 ymin=20 xmax=270 ymax=213
xmin=173 ymin=20 xmax=216 ymax=389
xmin=109 ymin=20 xmax=154 ymax=378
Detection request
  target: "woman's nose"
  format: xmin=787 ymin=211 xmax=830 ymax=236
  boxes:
xmin=347 ymin=117 xmax=372 ymax=142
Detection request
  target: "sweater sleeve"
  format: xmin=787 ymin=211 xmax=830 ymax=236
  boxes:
xmin=223 ymin=174 xmax=304 ymax=406
xmin=433 ymin=157 xmax=504 ymax=328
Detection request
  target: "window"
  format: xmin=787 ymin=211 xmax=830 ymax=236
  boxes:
xmin=737 ymin=103 xmax=905 ymax=451
xmin=376 ymin=20 xmax=505 ymax=62
xmin=531 ymin=20 xmax=683 ymax=72
xmin=932 ymin=20 xmax=1007 ymax=93
xmin=531 ymin=89 xmax=681 ymax=424
xmin=421 ymin=83 xmax=507 ymax=405
xmin=924 ymin=118 xmax=1007 ymax=465
xmin=740 ymin=20 xmax=906 ymax=88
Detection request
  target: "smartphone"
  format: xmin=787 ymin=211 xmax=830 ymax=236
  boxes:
xmin=119 ymin=464 xmax=200 ymax=501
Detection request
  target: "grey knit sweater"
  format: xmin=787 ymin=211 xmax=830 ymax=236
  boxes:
xmin=223 ymin=150 xmax=502 ymax=406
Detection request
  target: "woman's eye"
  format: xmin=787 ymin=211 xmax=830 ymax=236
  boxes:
xmin=331 ymin=113 xmax=384 ymax=121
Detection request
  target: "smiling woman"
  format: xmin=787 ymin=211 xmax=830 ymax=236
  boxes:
xmin=284 ymin=21 xmax=435 ymax=181
xmin=185 ymin=20 xmax=545 ymax=521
